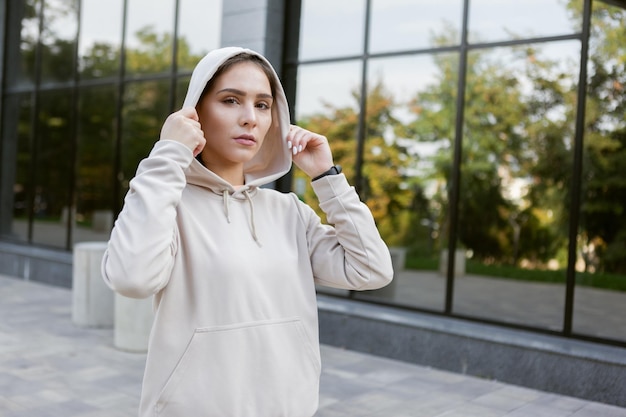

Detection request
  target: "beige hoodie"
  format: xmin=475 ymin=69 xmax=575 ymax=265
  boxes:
xmin=101 ymin=47 xmax=393 ymax=417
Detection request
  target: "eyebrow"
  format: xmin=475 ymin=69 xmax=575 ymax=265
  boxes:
xmin=216 ymin=88 xmax=273 ymax=100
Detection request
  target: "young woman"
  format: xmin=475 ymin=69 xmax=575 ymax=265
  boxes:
xmin=102 ymin=46 xmax=393 ymax=417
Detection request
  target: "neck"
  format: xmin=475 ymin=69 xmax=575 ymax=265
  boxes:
xmin=199 ymin=156 xmax=245 ymax=186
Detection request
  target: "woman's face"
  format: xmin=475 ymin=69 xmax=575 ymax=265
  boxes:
xmin=197 ymin=61 xmax=273 ymax=172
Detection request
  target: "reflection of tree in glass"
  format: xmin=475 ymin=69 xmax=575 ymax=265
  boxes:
xmin=570 ymin=1 xmax=626 ymax=274
xmin=75 ymin=28 xmax=205 ymax=223
xmin=295 ymin=81 xmax=413 ymax=247
xmin=294 ymin=2 xmax=626 ymax=278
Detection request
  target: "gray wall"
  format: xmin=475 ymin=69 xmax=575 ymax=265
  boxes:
xmin=0 ymin=242 xmax=72 ymax=287
xmin=317 ymin=295 xmax=626 ymax=408
xmin=220 ymin=0 xmax=286 ymax=74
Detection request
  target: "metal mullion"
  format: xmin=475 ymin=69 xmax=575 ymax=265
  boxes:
xmin=563 ymin=0 xmax=593 ymax=336
xmin=290 ymin=34 xmax=582 ymax=69
xmin=354 ymin=0 xmax=371 ymax=197
xmin=0 ymin=0 xmax=5 ymax=151
xmin=112 ymin=0 xmax=129 ymax=219
xmin=467 ymin=33 xmax=583 ymax=51
xmin=273 ymin=0 xmax=302 ymax=193
xmin=26 ymin=0 xmax=46 ymax=243
xmin=347 ymin=0 xmax=372 ymax=300
xmin=65 ymin=0 xmax=82 ymax=250
xmin=444 ymin=0 xmax=471 ymax=315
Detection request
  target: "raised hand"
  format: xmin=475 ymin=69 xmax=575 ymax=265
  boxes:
xmin=287 ymin=125 xmax=335 ymax=179
xmin=160 ymin=107 xmax=206 ymax=157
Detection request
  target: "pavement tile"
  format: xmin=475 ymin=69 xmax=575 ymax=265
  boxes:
xmin=572 ymin=403 xmax=626 ymax=417
xmin=1 ymin=275 xmax=626 ymax=417
xmin=437 ymin=403 xmax=508 ymax=417
xmin=531 ymin=392 xmax=588 ymax=412
xmin=472 ymin=387 xmax=539 ymax=412
xmin=505 ymin=402 xmax=577 ymax=416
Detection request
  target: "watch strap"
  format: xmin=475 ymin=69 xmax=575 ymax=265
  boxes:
xmin=312 ymin=165 xmax=342 ymax=181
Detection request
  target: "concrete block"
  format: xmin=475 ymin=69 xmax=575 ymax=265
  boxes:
xmin=367 ymin=247 xmax=406 ymax=298
xmin=114 ymin=294 xmax=154 ymax=353
xmin=92 ymin=210 xmax=113 ymax=232
xmin=439 ymin=249 xmax=466 ymax=277
xmin=72 ymin=242 xmax=113 ymax=327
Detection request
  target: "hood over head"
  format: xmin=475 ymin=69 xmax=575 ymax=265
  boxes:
xmin=183 ymin=47 xmax=292 ymax=191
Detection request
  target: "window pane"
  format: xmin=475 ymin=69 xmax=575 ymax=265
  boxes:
xmin=176 ymin=76 xmax=190 ymax=108
xmin=125 ymin=0 xmax=175 ymax=75
xmin=40 ymin=0 xmax=78 ymax=84
xmin=177 ymin=0 xmax=222 ymax=72
xmin=295 ymin=61 xmax=362 ymax=120
xmin=73 ymin=86 xmax=118 ymax=244
xmin=574 ymin=2 xmax=626 ymax=343
xmin=452 ymin=41 xmax=581 ymax=330
xmin=119 ymin=80 xmax=171 ymax=201
xmin=293 ymin=61 xmax=362 ymax=298
xmin=31 ymin=90 xmax=73 ymax=248
xmin=79 ymin=0 xmax=123 ymax=79
xmin=353 ymin=54 xmax=458 ymax=311
xmin=5 ymin=0 xmax=40 ymax=89
xmin=468 ymin=0 xmax=582 ymax=44
xmin=0 ymin=94 xmax=32 ymax=243
xmin=299 ymin=0 xmax=366 ymax=61
xmin=370 ymin=0 xmax=463 ymax=53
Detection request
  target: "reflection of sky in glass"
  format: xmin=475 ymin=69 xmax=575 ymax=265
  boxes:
xmin=42 ymin=0 xmax=78 ymax=82
xmin=475 ymin=40 xmax=580 ymax=107
xmin=468 ymin=40 xmax=580 ymax=199
xmin=369 ymin=54 xmax=442 ymax=124
xmin=178 ymin=0 xmax=222 ymax=60
xmin=295 ymin=61 xmax=362 ymax=120
xmin=299 ymin=0 xmax=366 ymax=60
xmin=126 ymin=0 xmax=175 ymax=48
xmin=468 ymin=0 xmax=580 ymax=43
xmin=369 ymin=54 xmax=454 ymax=174
xmin=79 ymin=0 xmax=221 ymax=60
xmin=79 ymin=0 xmax=123 ymax=55
xmin=370 ymin=0 xmax=463 ymax=52
xmin=43 ymin=0 xmax=78 ymax=43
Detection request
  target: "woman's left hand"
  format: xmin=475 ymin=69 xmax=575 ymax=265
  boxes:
xmin=287 ymin=125 xmax=335 ymax=179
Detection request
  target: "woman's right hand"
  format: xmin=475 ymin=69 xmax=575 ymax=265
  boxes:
xmin=160 ymin=107 xmax=206 ymax=157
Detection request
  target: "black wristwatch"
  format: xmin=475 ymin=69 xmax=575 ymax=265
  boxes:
xmin=312 ymin=165 xmax=342 ymax=181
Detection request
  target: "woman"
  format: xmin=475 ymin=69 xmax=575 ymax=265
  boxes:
xmin=102 ymin=46 xmax=393 ymax=417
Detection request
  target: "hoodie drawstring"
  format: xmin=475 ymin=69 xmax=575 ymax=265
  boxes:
xmin=222 ymin=190 xmax=231 ymax=223
xmin=220 ymin=189 xmax=259 ymax=244
xmin=243 ymin=190 xmax=259 ymax=244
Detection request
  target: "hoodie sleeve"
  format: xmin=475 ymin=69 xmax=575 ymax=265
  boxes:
xmin=101 ymin=140 xmax=191 ymax=298
xmin=301 ymin=173 xmax=394 ymax=290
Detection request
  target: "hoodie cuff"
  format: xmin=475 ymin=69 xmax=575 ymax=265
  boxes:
xmin=311 ymin=173 xmax=351 ymax=203
xmin=149 ymin=140 xmax=195 ymax=167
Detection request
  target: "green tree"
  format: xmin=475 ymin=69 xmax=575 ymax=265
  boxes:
xmin=575 ymin=2 xmax=626 ymax=273
xmin=295 ymin=81 xmax=413 ymax=246
xmin=76 ymin=27 xmax=206 ymax=215
xmin=404 ymin=26 xmax=582 ymax=266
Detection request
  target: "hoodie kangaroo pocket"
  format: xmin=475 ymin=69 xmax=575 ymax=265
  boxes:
xmin=155 ymin=317 xmax=321 ymax=417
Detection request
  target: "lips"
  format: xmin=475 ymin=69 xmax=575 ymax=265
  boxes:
xmin=234 ymin=134 xmax=256 ymax=146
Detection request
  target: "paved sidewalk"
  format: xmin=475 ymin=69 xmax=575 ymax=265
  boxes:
xmin=1 ymin=275 xmax=625 ymax=417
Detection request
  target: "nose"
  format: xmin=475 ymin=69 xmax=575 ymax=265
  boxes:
xmin=239 ymin=102 xmax=257 ymax=127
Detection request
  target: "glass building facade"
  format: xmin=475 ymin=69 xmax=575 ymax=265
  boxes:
xmin=1 ymin=0 xmax=625 ymax=347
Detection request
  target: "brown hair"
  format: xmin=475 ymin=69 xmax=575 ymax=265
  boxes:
xmin=199 ymin=53 xmax=278 ymax=102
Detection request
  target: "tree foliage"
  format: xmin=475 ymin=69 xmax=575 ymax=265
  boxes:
xmin=295 ymin=81 xmax=413 ymax=246
xmin=8 ymin=0 xmax=626 ymax=274
xmin=296 ymin=1 xmax=626 ymax=275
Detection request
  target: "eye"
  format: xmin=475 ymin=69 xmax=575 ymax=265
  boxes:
xmin=256 ymin=101 xmax=271 ymax=110
xmin=223 ymin=97 xmax=238 ymax=105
